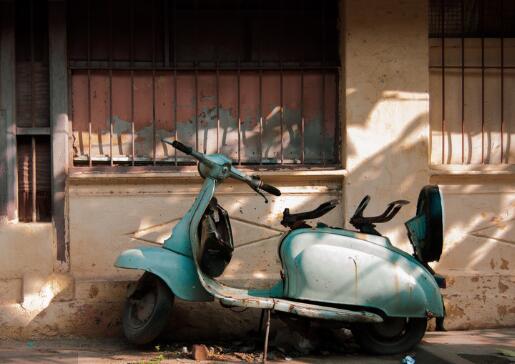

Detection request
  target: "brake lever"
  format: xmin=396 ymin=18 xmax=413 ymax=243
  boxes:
xmin=255 ymin=187 xmax=268 ymax=204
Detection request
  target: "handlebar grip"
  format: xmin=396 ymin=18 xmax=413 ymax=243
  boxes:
xmin=261 ymin=183 xmax=281 ymax=196
xmin=171 ymin=140 xmax=193 ymax=155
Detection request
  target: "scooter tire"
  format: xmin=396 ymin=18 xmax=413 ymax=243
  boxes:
xmin=122 ymin=273 xmax=174 ymax=345
xmin=351 ymin=317 xmax=427 ymax=355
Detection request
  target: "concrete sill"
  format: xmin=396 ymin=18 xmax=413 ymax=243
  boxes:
xmin=430 ymin=164 xmax=515 ymax=176
xmin=69 ymin=167 xmax=348 ymax=184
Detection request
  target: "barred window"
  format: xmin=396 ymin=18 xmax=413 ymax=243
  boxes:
xmin=429 ymin=0 xmax=515 ymax=165
xmin=68 ymin=0 xmax=340 ymax=168
xmin=15 ymin=0 xmax=52 ymax=222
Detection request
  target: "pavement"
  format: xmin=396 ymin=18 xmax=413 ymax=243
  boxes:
xmin=0 ymin=328 xmax=513 ymax=364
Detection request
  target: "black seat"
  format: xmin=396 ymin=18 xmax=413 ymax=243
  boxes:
xmin=350 ymin=196 xmax=409 ymax=235
xmin=281 ymin=200 xmax=339 ymax=229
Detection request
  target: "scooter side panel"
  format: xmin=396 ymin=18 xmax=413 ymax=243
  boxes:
xmin=281 ymin=228 xmax=443 ymax=318
xmin=115 ymin=246 xmax=213 ymax=302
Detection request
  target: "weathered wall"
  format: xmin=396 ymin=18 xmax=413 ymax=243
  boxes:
xmin=345 ymin=0 xmax=515 ymax=329
xmin=0 ymin=173 xmax=345 ymax=338
xmin=0 ymin=0 xmax=514 ymax=339
xmin=432 ymin=177 xmax=515 ymax=328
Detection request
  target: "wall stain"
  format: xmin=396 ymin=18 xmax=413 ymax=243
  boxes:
xmin=446 ymin=303 xmax=466 ymax=319
xmin=498 ymin=281 xmax=509 ymax=294
xmin=500 ymin=258 xmax=509 ymax=270
xmin=88 ymin=285 xmax=99 ymax=299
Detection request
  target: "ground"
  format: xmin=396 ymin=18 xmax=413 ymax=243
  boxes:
xmin=0 ymin=328 xmax=513 ymax=363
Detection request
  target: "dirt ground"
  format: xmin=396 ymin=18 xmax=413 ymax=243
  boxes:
xmin=0 ymin=328 xmax=513 ymax=363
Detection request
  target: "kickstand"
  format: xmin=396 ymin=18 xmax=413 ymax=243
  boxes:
xmin=262 ymin=309 xmax=271 ymax=364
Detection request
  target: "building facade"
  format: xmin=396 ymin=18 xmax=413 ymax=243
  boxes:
xmin=0 ymin=0 xmax=513 ymax=338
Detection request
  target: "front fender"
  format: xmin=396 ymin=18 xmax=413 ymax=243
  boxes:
xmin=115 ymin=246 xmax=213 ymax=302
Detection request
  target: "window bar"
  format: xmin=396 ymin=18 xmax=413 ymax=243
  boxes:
xmin=173 ymin=0 xmax=178 ymax=165
xmin=30 ymin=0 xmax=36 ymax=221
xmin=461 ymin=0 xmax=465 ymax=164
xmin=500 ymin=0 xmax=505 ymax=163
xmin=301 ymin=75 xmax=305 ymax=164
xmin=216 ymin=67 xmax=220 ymax=154
xmin=130 ymin=0 xmax=135 ymax=166
xmin=259 ymin=75 xmax=263 ymax=165
xmin=279 ymin=0 xmax=284 ymax=165
xmin=109 ymin=0 xmax=114 ymax=166
xmin=280 ymin=69 xmax=284 ymax=164
xmin=109 ymin=72 xmax=113 ymax=166
xmin=194 ymin=3 xmax=200 ymax=154
xmin=163 ymin=0 xmax=170 ymax=67
xmin=87 ymin=0 xmax=92 ymax=166
xmin=215 ymin=0 xmax=220 ymax=154
xmin=321 ymin=72 xmax=326 ymax=166
xmin=195 ymin=67 xmax=200 ymax=153
xmin=237 ymin=1 xmax=242 ymax=165
xmin=31 ymin=138 xmax=36 ymax=221
xmin=334 ymin=68 xmax=340 ymax=164
xmin=441 ymin=0 xmax=446 ymax=164
xmin=259 ymin=2 xmax=263 ymax=165
xmin=152 ymin=0 xmax=157 ymax=165
xmin=237 ymin=68 xmax=241 ymax=165
xmin=300 ymin=0 xmax=305 ymax=164
xmin=480 ymin=0 xmax=485 ymax=164
xmin=321 ymin=0 xmax=327 ymax=166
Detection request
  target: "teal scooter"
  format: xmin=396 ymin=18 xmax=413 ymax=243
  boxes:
xmin=115 ymin=140 xmax=446 ymax=355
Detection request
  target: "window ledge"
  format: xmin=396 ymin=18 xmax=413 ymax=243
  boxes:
xmin=69 ymin=167 xmax=348 ymax=184
xmin=430 ymin=164 xmax=514 ymax=176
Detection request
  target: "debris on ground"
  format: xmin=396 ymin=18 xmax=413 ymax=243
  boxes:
xmin=191 ymin=344 xmax=209 ymax=361
xmin=402 ymin=354 xmax=416 ymax=364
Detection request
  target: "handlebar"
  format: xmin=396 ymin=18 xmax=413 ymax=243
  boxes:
xmin=171 ymin=140 xmax=192 ymax=155
xmin=161 ymin=138 xmax=281 ymax=198
xmin=260 ymin=183 xmax=281 ymax=196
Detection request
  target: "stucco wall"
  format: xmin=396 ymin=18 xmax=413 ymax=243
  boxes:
xmin=0 ymin=0 xmax=513 ymax=339
xmin=344 ymin=0 xmax=514 ymax=329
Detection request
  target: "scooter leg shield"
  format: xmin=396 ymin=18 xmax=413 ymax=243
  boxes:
xmin=115 ymin=246 xmax=213 ymax=302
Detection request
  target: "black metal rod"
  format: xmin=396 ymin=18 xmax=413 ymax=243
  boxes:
xmin=152 ymin=0 xmax=157 ymax=165
xmin=173 ymin=0 xmax=178 ymax=166
xmin=441 ymin=0 xmax=446 ymax=164
xmin=480 ymin=0 xmax=485 ymax=164
xmin=430 ymin=65 xmax=515 ymax=70
xmin=461 ymin=0 xmax=465 ymax=164
xmin=30 ymin=0 xmax=36 ymax=221
xmin=216 ymin=68 xmax=220 ymax=154
xmin=195 ymin=68 xmax=200 ymax=152
xmin=237 ymin=69 xmax=241 ymax=165
xmin=263 ymin=309 xmax=271 ymax=364
xmin=500 ymin=0 xmax=505 ymax=163
xmin=109 ymin=0 xmax=113 ymax=166
xmin=130 ymin=0 xmax=135 ymax=166
xmin=68 ymin=62 xmax=339 ymax=72
xmin=86 ymin=0 xmax=92 ymax=166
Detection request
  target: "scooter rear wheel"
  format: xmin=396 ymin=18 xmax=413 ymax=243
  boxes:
xmin=122 ymin=273 xmax=174 ymax=345
xmin=351 ymin=317 xmax=427 ymax=355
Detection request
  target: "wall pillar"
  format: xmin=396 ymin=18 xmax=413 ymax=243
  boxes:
xmin=48 ymin=0 xmax=69 ymax=264
xmin=344 ymin=0 xmax=430 ymax=247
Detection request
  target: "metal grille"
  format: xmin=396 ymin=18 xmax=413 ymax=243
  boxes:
xmin=68 ymin=0 xmax=340 ymax=168
xmin=15 ymin=0 xmax=52 ymax=222
xmin=429 ymin=0 xmax=515 ymax=165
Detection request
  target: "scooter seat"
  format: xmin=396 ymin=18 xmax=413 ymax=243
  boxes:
xmin=281 ymin=200 xmax=339 ymax=229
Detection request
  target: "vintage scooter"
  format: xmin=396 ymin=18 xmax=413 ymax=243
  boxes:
xmin=115 ymin=140 xmax=446 ymax=355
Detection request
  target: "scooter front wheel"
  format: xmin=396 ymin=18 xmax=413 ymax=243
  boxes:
xmin=122 ymin=273 xmax=174 ymax=345
xmin=351 ymin=317 xmax=427 ymax=355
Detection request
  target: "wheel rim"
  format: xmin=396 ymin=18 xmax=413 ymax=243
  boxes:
xmin=128 ymin=286 xmax=158 ymax=328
